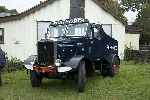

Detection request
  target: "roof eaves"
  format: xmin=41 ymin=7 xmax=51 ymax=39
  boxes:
xmin=0 ymin=0 xmax=58 ymax=23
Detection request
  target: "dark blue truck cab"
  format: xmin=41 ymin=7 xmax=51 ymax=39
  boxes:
xmin=30 ymin=18 xmax=120 ymax=92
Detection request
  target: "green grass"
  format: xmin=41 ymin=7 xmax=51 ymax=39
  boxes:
xmin=0 ymin=62 xmax=150 ymax=100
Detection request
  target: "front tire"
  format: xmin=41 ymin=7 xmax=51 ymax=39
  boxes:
xmin=78 ymin=60 xmax=87 ymax=92
xmin=30 ymin=71 xmax=42 ymax=87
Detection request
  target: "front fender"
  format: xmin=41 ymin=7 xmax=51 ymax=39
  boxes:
xmin=64 ymin=56 xmax=85 ymax=69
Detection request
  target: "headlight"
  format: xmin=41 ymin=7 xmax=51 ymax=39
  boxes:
xmin=55 ymin=59 xmax=61 ymax=66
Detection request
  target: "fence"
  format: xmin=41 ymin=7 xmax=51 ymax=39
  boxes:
xmin=124 ymin=45 xmax=150 ymax=63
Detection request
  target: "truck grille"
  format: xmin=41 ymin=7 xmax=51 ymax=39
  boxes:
xmin=37 ymin=41 xmax=55 ymax=66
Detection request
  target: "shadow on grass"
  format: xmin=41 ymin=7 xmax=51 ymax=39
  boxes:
xmin=40 ymin=79 xmax=77 ymax=92
xmin=31 ymin=73 xmax=104 ymax=93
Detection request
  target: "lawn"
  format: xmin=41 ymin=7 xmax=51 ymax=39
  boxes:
xmin=0 ymin=62 xmax=150 ymax=100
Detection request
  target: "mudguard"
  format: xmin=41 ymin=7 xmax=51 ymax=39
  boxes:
xmin=103 ymin=54 xmax=120 ymax=65
xmin=64 ymin=56 xmax=85 ymax=69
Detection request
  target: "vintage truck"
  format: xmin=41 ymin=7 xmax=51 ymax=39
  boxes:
xmin=25 ymin=18 xmax=120 ymax=92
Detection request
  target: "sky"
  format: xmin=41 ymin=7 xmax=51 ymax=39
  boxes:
xmin=0 ymin=0 xmax=46 ymax=12
xmin=0 ymin=0 xmax=137 ymax=22
xmin=124 ymin=10 xmax=138 ymax=22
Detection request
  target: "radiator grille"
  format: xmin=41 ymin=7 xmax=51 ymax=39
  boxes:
xmin=38 ymin=41 xmax=55 ymax=66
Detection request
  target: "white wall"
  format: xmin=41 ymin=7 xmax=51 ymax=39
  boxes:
xmin=0 ymin=0 xmax=70 ymax=60
xmin=125 ymin=34 xmax=140 ymax=50
xmin=85 ymin=0 xmax=126 ymax=59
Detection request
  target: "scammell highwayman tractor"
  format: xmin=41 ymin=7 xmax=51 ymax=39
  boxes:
xmin=27 ymin=18 xmax=120 ymax=92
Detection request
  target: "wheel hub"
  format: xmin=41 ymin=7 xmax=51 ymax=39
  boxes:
xmin=112 ymin=64 xmax=119 ymax=74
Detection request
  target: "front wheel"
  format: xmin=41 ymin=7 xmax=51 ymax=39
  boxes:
xmin=30 ymin=71 xmax=42 ymax=87
xmin=78 ymin=60 xmax=87 ymax=92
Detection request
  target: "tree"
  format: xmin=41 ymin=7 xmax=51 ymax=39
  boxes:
xmin=97 ymin=0 xmax=127 ymax=24
xmin=134 ymin=4 xmax=150 ymax=44
xmin=0 ymin=6 xmax=8 ymax=12
xmin=120 ymin=0 xmax=150 ymax=44
xmin=119 ymin=0 xmax=150 ymax=12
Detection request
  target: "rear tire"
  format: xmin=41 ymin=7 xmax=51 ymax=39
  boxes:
xmin=78 ymin=60 xmax=86 ymax=92
xmin=108 ymin=57 xmax=120 ymax=77
xmin=101 ymin=66 xmax=108 ymax=77
xmin=30 ymin=71 xmax=42 ymax=87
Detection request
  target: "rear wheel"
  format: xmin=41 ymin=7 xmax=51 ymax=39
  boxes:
xmin=30 ymin=71 xmax=42 ymax=87
xmin=101 ymin=66 xmax=108 ymax=77
xmin=108 ymin=57 xmax=120 ymax=77
xmin=78 ymin=60 xmax=86 ymax=92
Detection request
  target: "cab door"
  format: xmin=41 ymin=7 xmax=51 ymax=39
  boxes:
xmin=90 ymin=26 xmax=105 ymax=60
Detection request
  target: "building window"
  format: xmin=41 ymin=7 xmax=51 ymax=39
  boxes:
xmin=0 ymin=28 xmax=4 ymax=44
xmin=102 ymin=24 xmax=112 ymax=37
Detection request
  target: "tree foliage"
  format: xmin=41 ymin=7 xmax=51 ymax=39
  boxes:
xmin=97 ymin=0 xmax=127 ymax=24
xmin=120 ymin=0 xmax=150 ymax=43
xmin=0 ymin=6 xmax=8 ymax=12
xmin=134 ymin=4 xmax=150 ymax=43
xmin=119 ymin=0 xmax=150 ymax=11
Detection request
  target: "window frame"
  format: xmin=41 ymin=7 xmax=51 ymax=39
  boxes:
xmin=0 ymin=28 xmax=4 ymax=44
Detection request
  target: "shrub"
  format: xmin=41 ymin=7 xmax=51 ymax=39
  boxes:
xmin=124 ymin=46 xmax=133 ymax=61
xmin=4 ymin=57 xmax=25 ymax=73
xmin=124 ymin=46 xmax=146 ymax=64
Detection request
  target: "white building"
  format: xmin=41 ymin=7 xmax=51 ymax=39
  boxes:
xmin=0 ymin=0 xmax=127 ymax=60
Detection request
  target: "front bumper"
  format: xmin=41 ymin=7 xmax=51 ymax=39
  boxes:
xmin=57 ymin=67 xmax=72 ymax=72
xmin=33 ymin=66 xmax=73 ymax=74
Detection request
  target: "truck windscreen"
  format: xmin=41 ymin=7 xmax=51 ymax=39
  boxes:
xmin=46 ymin=23 xmax=88 ymax=38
